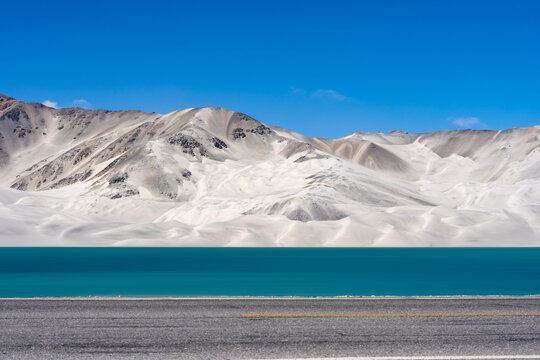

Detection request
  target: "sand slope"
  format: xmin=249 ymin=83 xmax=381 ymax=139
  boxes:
xmin=1 ymin=94 xmax=539 ymax=246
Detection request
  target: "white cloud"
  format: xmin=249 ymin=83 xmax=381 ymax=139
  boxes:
xmin=311 ymin=89 xmax=348 ymax=101
xmin=291 ymin=87 xmax=349 ymax=101
xmin=42 ymin=100 xmax=59 ymax=109
xmin=72 ymin=99 xmax=92 ymax=109
xmin=290 ymin=86 xmax=305 ymax=95
xmin=449 ymin=117 xmax=487 ymax=129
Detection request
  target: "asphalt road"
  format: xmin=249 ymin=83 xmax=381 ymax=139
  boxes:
xmin=1 ymin=297 xmax=539 ymax=360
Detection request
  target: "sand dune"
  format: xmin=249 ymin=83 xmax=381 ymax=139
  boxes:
xmin=0 ymin=93 xmax=539 ymax=246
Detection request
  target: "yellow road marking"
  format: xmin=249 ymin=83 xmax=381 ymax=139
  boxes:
xmin=242 ymin=312 xmax=540 ymax=317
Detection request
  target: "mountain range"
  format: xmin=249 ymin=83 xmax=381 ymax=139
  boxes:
xmin=1 ymin=93 xmax=539 ymax=246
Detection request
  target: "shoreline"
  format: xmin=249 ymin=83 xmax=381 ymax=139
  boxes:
xmin=2 ymin=295 xmax=540 ymax=300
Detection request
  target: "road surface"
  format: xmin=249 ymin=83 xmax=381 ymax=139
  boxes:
xmin=1 ymin=297 xmax=539 ymax=359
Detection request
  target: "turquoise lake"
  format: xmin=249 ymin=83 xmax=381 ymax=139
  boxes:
xmin=0 ymin=248 xmax=539 ymax=297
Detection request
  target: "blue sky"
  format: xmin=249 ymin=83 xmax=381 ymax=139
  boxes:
xmin=2 ymin=0 xmax=539 ymax=138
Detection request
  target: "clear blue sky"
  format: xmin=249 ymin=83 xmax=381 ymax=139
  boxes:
xmin=2 ymin=0 xmax=539 ymax=138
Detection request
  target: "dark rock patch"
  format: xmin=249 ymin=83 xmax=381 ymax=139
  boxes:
xmin=160 ymin=191 xmax=177 ymax=199
xmin=232 ymin=128 xmax=246 ymax=139
xmin=211 ymin=137 xmax=228 ymax=149
xmin=12 ymin=126 xmax=31 ymax=138
xmin=0 ymin=94 xmax=14 ymax=102
xmin=11 ymin=179 xmax=28 ymax=191
xmin=73 ymin=147 xmax=92 ymax=165
xmin=249 ymin=125 xmax=271 ymax=135
xmin=50 ymin=169 xmax=93 ymax=188
xmin=232 ymin=125 xmax=272 ymax=140
xmin=109 ymin=188 xmax=139 ymax=200
xmin=181 ymin=169 xmax=192 ymax=178
xmin=109 ymin=173 xmax=128 ymax=184
xmin=1 ymin=107 xmax=29 ymax=123
xmin=168 ymin=133 xmax=207 ymax=157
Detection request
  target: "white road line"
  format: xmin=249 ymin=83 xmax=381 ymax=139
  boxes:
xmin=251 ymin=356 xmax=540 ymax=360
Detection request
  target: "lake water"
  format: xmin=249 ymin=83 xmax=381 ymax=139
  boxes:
xmin=0 ymin=247 xmax=539 ymax=297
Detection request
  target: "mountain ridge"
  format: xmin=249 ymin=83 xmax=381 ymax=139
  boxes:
xmin=1 ymin=94 xmax=539 ymax=246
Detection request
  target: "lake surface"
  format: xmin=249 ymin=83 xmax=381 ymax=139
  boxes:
xmin=0 ymin=248 xmax=539 ymax=297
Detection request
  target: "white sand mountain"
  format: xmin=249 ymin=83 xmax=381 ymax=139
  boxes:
xmin=1 ymin=93 xmax=539 ymax=246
